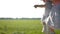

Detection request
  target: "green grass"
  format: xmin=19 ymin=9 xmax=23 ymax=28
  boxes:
xmin=0 ymin=19 xmax=60 ymax=34
xmin=55 ymin=29 xmax=60 ymax=34
xmin=0 ymin=19 xmax=43 ymax=34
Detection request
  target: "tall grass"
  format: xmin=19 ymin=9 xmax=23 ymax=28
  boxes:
xmin=0 ymin=20 xmax=43 ymax=34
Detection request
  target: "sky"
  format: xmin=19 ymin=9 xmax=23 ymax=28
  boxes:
xmin=0 ymin=0 xmax=45 ymax=18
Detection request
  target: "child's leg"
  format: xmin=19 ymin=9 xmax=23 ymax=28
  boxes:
xmin=49 ymin=26 xmax=55 ymax=34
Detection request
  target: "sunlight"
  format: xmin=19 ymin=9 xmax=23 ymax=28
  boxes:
xmin=0 ymin=0 xmax=45 ymax=18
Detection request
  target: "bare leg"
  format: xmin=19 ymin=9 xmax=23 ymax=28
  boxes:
xmin=49 ymin=26 xmax=55 ymax=34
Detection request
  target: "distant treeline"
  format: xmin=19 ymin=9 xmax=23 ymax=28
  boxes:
xmin=0 ymin=18 xmax=41 ymax=20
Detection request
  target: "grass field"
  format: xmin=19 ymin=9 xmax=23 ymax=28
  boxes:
xmin=0 ymin=19 xmax=60 ymax=34
xmin=0 ymin=19 xmax=43 ymax=34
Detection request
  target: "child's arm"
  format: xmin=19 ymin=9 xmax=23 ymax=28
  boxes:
xmin=34 ymin=5 xmax=45 ymax=8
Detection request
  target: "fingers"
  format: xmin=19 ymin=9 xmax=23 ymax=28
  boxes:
xmin=34 ymin=5 xmax=38 ymax=8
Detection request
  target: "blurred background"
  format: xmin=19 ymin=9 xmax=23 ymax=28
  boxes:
xmin=0 ymin=0 xmax=45 ymax=18
xmin=0 ymin=0 xmax=60 ymax=34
